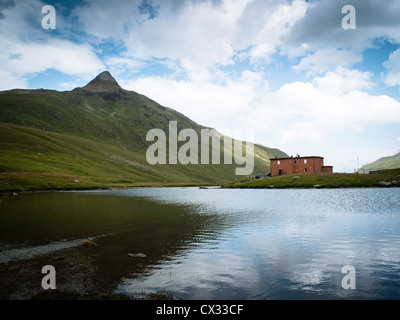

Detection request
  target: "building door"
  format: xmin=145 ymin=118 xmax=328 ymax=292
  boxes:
xmin=278 ymin=169 xmax=283 ymax=176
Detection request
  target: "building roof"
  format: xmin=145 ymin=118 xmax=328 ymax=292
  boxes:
xmin=270 ymin=156 xmax=324 ymax=161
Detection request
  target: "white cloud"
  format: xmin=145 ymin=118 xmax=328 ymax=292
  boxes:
xmin=239 ymin=0 xmax=307 ymax=64
xmin=282 ymin=0 xmax=400 ymax=54
xmin=2 ymin=38 xmax=104 ymax=76
xmin=245 ymin=79 xmax=400 ymax=141
xmin=0 ymin=0 xmax=44 ymax=39
xmin=0 ymin=70 xmax=29 ymax=90
xmin=122 ymin=69 xmax=266 ymax=129
xmin=74 ymin=0 xmax=307 ymax=73
xmin=104 ymin=56 xmax=147 ymax=77
xmin=313 ymin=67 xmax=373 ymax=95
xmin=77 ymin=0 xmax=236 ymax=70
xmin=0 ymin=0 xmax=105 ymax=89
xmin=58 ymin=81 xmax=81 ymax=91
xmin=0 ymin=38 xmax=105 ymax=90
xmin=383 ymin=48 xmax=400 ymax=87
xmin=293 ymin=48 xmax=362 ymax=75
xmin=73 ymin=0 xmax=142 ymax=40
xmin=238 ymin=70 xmax=400 ymax=172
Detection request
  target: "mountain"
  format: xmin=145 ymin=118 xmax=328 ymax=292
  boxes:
xmin=0 ymin=71 xmax=287 ymax=191
xmin=360 ymin=153 xmax=400 ymax=172
xmin=79 ymin=71 xmax=122 ymax=92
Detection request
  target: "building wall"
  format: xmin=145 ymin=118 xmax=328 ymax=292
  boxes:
xmin=321 ymin=166 xmax=333 ymax=173
xmin=270 ymin=157 xmax=332 ymax=176
xmin=270 ymin=158 xmax=294 ymax=176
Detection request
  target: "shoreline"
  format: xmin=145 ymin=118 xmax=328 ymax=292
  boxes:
xmin=0 ymin=242 xmax=174 ymax=300
xmin=223 ymin=170 xmax=400 ymax=190
xmin=2 ymin=183 xmax=399 ymax=194
xmin=0 ymin=182 xmax=219 ymax=194
xmin=1 ymin=181 xmax=400 ymax=194
xmin=224 ymin=184 xmax=400 ymax=190
xmin=1 ymin=169 xmax=399 ymax=193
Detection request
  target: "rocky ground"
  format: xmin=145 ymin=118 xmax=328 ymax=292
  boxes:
xmin=0 ymin=245 xmax=176 ymax=300
xmin=0 ymin=245 xmax=129 ymax=300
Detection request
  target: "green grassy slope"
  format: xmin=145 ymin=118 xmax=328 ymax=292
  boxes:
xmin=360 ymin=153 xmax=400 ymax=172
xmin=0 ymin=72 xmax=287 ymax=191
xmin=224 ymin=169 xmax=400 ymax=189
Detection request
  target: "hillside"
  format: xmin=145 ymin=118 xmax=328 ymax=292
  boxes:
xmin=360 ymin=153 xmax=400 ymax=172
xmin=0 ymin=71 xmax=287 ymax=191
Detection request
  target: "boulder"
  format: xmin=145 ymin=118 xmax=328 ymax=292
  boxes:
xmin=378 ymin=181 xmax=392 ymax=187
xmin=82 ymin=240 xmax=97 ymax=247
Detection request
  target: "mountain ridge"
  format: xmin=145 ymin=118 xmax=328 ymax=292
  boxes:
xmin=0 ymin=71 xmax=288 ymax=191
xmin=360 ymin=152 xmax=400 ymax=172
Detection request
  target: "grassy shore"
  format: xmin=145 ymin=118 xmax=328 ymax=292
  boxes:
xmin=2 ymin=169 xmax=400 ymax=192
xmin=0 ymin=171 xmax=221 ymax=192
xmin=224 ymin=168 xmax=400 ymax=189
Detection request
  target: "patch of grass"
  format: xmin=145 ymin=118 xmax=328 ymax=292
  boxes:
xmin=0 ymin=172 xmax=105 ymax=192
xmin=224 ymin=169 xmax=400 ymax=189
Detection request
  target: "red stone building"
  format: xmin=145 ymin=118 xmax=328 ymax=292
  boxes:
xmin=270 ymin=156 xmax=333 ymax=176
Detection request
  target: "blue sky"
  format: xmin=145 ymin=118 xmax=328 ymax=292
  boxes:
xmin=1 ymin=0 xmax=400 ymax=172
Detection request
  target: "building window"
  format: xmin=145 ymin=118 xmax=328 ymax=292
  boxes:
xmin=294 ymin=160 xmax=297 ymax=164
xmin=277 ymin=160 xmax=280 ymax=165
xmin=304 ymin=159 xmax=307 ymax=164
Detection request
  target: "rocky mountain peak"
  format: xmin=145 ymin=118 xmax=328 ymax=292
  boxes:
xmin=80 ymin=71 xmax=122 ymax=92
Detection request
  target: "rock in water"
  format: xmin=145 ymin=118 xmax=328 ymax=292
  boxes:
xmin=128 ymin=253 xmax=146 ymax=258
xmin=82 ymin=240 xmax=97 ymax=247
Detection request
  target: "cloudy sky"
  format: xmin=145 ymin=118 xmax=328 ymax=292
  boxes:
xmin=1 ymin=0 xmax=400 ymax=172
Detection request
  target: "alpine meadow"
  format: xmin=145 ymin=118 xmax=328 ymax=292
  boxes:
xmin=0 ymin=71 xmax=287 ymax=191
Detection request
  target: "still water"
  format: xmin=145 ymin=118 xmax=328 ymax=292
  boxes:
xmin=1 ymin=187 xmax=400 ymax=299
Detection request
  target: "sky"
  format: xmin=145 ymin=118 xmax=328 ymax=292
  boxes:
xmin=1 ymin=0 xmax=400 ymax=172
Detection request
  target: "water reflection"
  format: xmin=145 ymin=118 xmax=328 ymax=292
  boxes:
xmin=1 ymin=188 xmax=400 ymax=299
xmin=113 ymin=188 xmax=400 ymax=299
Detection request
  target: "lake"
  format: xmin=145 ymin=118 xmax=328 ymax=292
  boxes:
xmin=1 ymin=187 xmax=400 ymax=299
